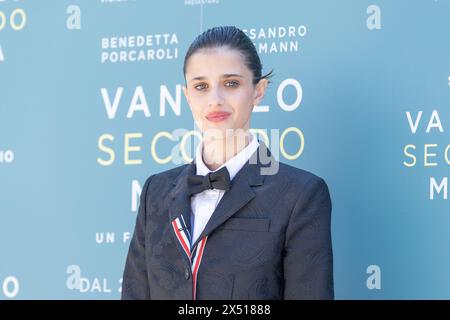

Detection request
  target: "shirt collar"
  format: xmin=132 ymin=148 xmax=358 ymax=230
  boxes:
xmin=195 ymin=131 xmax=260 ymax=181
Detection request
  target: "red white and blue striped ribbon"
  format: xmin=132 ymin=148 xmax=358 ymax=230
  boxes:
xmin=171 ymin=216 xmax=208 ymax=300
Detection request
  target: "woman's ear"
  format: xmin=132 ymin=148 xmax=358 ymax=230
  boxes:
xmin=253 ymin=78 xmax=268 ymax=106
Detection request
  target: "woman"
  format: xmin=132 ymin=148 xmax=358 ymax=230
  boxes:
xmin=122 ymin=26 xmax=333 ymax=300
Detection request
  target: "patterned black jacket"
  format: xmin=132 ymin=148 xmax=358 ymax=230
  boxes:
xmin=122 ymin=142 xmax=334 ymax=300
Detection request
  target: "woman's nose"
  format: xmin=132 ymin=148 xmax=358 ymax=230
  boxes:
xmin=208 ymin=86 xmax=225 ymax=107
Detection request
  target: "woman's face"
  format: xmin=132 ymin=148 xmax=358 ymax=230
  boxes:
xmin=182 ymin=46 xmax=268 ymax=139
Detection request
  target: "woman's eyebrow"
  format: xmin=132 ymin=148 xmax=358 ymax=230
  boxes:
xmin=222 ymin=73 xmax=244 ymax=78
xmin=189 ymin=73 xmax=245 ymax=82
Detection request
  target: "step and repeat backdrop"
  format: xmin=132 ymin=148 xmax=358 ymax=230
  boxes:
xmin=0 ymin=0 xmax=449 ymax=299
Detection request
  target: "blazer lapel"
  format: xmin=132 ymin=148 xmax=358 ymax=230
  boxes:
xmin=168 ymin=141 xmax=277 ymax=258
xmin=168 ymin=163 xmax=196 ymax=266
xmin=190 ymin=141 xmax=273 ymax=250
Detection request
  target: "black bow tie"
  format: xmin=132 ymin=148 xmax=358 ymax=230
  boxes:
xmin=187 ymin=166 xmax=231 ymax=196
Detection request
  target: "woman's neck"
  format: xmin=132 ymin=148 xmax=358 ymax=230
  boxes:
xmin=202 ymin=130 xmax=251 ymax=171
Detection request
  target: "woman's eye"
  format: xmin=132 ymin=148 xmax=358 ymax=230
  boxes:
xmin=194 ymin=81 xmax=239 ymax=91
xmin=226 ymin=81 xmax=239 ymax=87
xmin=194 ymin=83 xmax=207 ymax=90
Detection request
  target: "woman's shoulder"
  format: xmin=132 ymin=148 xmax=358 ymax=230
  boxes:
xmin=276 ymin=161 xmax=329 ymax=190
xmin=273 ymin=162 xmax=332 ymax=206
xmin=142 ymin=164 xmax=190 ymax=188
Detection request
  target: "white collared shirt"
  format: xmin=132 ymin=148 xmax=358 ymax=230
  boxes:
xmin=190 ymin=132 xmax=260 ymax=246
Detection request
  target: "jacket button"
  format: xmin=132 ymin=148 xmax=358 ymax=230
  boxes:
xmin=184 ymin=268 xmax=191 ymax=280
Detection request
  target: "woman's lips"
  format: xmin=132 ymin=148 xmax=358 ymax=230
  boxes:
xmin=205 ymin=111 xmax=231 ymax=122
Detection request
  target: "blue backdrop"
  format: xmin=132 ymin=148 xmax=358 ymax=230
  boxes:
xmin=1 ymin=0 xmax=449 ymax=299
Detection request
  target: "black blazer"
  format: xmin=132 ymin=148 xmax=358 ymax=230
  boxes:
xmin=122 ymin=141 xmax=334 ymax=299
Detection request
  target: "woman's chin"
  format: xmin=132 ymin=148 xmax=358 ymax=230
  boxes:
xmin=202 ymin=125 xmax=236 ymax=140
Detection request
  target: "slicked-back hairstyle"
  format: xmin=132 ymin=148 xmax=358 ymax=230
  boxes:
xmin=183 ymin=26 xmax=274 ymax=86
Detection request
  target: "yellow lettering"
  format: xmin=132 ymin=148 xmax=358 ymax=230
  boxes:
xmin=10 ymin=8 xmax=26 ymax=31
xmin=445 ymin=144 xmax=450 ymax=165
xmin=124 ymin=133 xmax=143 ymax=165
xmin=403 ymin=144 xmax=416 ymax=167
xmin=151 ymin=131 xmax=173 ymax=164
xmin=280 ymin=127 xmax=304 ymax=160
xmin=424 ymin=144 xmax=438 ymax=167
xmin=97 ymin=134 xmax=115 ymax=166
